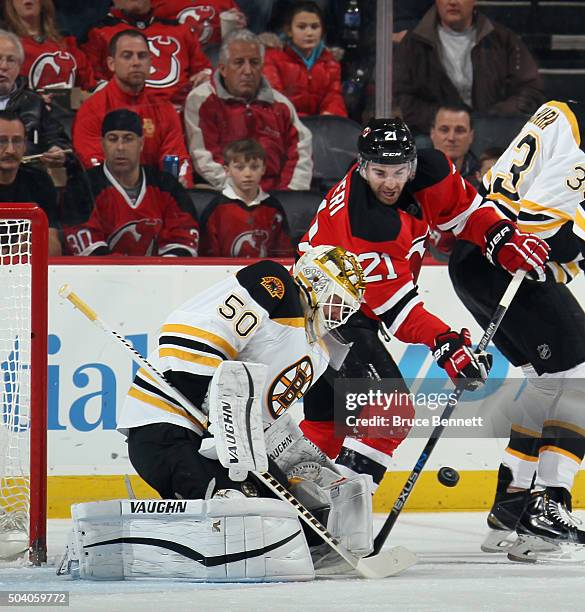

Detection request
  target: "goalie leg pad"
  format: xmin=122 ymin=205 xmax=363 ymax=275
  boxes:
xmin=325 ymin=475 xmax=373 ymax=557
xmin=61 ymin=498 xmax=314 ymax=582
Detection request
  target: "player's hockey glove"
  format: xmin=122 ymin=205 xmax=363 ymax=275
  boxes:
xmin=432 ymin=328 xmax=492 ymax=391
xmin=484 ymin=220 xmax=550 ymax=281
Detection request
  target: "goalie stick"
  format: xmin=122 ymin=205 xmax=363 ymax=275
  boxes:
xmin=58 ymin=284 xmax=416 ymax=579
xmin=372 ymin=270 xmax=526 ymax=555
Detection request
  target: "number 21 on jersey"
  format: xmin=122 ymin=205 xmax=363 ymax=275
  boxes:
xmin=358 ymin=252 xmax=397 ymax=282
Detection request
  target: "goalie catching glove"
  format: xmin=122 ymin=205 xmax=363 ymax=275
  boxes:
xmin=199 ymin=361 xmax=268 ymax=481
xmin=432 ymin=328 xmax=492 ymax=391
xmin=484 ymin=220 xmax=550 ymax=281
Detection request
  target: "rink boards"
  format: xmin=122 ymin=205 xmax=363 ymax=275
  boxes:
xmin=35 ymin=259 xmax=585 ymax=516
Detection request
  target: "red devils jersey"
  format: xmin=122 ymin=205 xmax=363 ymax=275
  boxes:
xmin=62 ymin=164 xmax=199 ymax=256
xmin=81 ymin=9 xmax=211 ymax=105
xmin=151 ymin=0 xmax=240 ymax=47
xmin=299 ymin=149 xmax=504 ymax=347
xmin=199 ymin=188 xmax=293 ymax=257
xmin=20 ymin=35 xmax=96 ymax=91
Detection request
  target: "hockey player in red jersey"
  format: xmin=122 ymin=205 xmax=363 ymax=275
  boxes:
xmin=298 ymin=117 xmax=550 ymax=492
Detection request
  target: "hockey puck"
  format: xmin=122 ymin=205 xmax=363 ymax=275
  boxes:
xmin=437 ymin=466 xmax=460 ymax=487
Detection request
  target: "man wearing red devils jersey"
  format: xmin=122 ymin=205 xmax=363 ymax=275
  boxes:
xmin=81 ymin=0 xmax=211 ymax=106
xmin=73 ymin=30 xmax=193 ymax=186
xmin=63 ymin=110 xmax=198 ymax=257
xmin=297 ymin=117 xmax=550 ymax=492
xmin=151 ymin=0 xmax=245 ymax=47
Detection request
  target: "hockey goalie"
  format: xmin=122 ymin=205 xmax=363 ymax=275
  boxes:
xmin=59 ymin=246 xmax=384 ymax=581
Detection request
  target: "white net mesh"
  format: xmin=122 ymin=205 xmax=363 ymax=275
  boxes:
xmin=0 ymin=219 xmax=32 ymax=558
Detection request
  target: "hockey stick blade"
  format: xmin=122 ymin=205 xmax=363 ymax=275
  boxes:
xmin=355 ymin=546 xmax=417 ymax=578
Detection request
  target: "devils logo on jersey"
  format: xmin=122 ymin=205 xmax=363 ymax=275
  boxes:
xmin=147 ymin=36 xmax=181 ymax=88
xmin=231 ymin=229 xmax=270 ymax=257
xmin=29 ymin=51 xmax=77 ymax=89
xmin=178 ymin=5 xmax=216 ymax=44
xmin=268 ymin=357 xmax=314 ymax=419
xmin=108 ymin=219 xmax=163 ymax=255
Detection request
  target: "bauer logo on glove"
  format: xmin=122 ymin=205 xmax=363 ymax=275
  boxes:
xmin=432 ymin=328 xmax=493 ymax=391
xmin=484 ymin=220 xmax=550 ymax=281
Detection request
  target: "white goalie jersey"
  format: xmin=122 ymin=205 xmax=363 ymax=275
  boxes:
xmin=483 ymin=100 xmax=585 ymax=280
xmin=118 ymin=260 xmax=331 ymax=436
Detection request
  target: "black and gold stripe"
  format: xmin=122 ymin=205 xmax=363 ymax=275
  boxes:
xmin=505 ymin=423 xmax=541 ymax=463
xmin=539 ymin=420 xmax=585 ymax=464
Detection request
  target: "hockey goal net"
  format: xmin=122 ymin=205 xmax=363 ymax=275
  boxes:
xmin=0 ymin=204 xmax=47 ymax=565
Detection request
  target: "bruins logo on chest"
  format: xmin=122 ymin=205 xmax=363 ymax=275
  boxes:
xmin=268 ymin=357 xmax=314 ymax=419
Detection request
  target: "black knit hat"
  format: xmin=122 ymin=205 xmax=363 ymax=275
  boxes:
xmin=101 ymin=109 xmax=143 ymax=137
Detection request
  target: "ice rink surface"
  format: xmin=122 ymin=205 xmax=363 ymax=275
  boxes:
xmin=1 ymin=512 xmax=584 ymax=612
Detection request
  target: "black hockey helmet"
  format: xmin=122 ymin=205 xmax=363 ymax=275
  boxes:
xmin=358 ymin=118 xmax=417 ymax=165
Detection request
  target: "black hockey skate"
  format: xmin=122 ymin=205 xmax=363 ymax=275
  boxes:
xmin=481 ymin=465 xmax=530 ymax=553
xmin=508 ymin=487 xmax=585 ymax=563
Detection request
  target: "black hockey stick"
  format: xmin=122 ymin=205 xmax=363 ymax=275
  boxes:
xmin=372 ymin=270 xmax=526 ymax=555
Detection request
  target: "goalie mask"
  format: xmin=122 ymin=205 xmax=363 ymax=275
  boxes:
xmin=293 ymin=245 xmax=366 ymax=339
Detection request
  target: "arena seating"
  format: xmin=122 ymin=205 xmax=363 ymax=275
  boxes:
xmin=301 ymin=115 xmax=361 ymax=191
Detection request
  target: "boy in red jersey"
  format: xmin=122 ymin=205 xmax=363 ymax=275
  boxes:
xmin=199 ymin=138 xmax=292 ymax=257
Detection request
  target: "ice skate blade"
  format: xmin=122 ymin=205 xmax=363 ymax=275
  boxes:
xmin=507 ymin=535 xmax=585 ymax=564
xmin=481 ymin=528 xmax=516 ymax=553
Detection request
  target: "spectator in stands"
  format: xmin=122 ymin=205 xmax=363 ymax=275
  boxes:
xmin=3 ymin=0 xmax=96 ymax=92
xmin=262 ymin=1 xmax=346 ymax=118
xmin=0 ymin=29 xmax=70 ymax=166
xmin=394 ymin=0 xmax=545 ymax=135
xmin=151 ymin=0 xmax=247 ymax=48
xmin=0 ymin=110 xmax=61 ymax=255
xmin=185 ymin=29 xmax=312 ymax=191
xmin=475 ymin=146 xmax=504 ymax=184
xmin=63 ymin=109 xmax=199 ymax=257
xmin=73 ymin=30 xmax=193 ymax=186
xmin=199 ymin=138 xmax=292 ymax=257
xmin=430 ymin=104 xmax=479 ymax=185
xmin=81 ymin=0 xmax=211 ymax=107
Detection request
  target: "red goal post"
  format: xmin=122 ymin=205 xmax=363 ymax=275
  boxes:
xmin=0 ymin=203 xmax=48 ymax=565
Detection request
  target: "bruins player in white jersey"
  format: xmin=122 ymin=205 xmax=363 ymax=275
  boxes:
xmin=449 ymin=100 xmax=585 ymax=561
xmin=117 ymin=246 xmax=378 ymax=568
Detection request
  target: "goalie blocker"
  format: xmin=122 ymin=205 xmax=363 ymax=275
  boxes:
xmin=58 ymin=496 xmax=314 ymax=582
